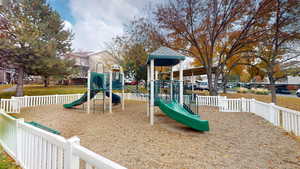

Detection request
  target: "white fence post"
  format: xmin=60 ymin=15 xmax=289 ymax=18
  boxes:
xmin=250 ymin=99 xmax=255 ymax=113
xmin=269 ymin=103 xmax=275 ymax=124
xmin=56 ymin=94 xmax=58 ymax=104
xmin=24 ymin=96 xmax=28 ymax=107
xmin=241 ymin=97 xmax=245 ymax=112
xmin=16 ymin=118 xmax=24 ymax=164
xmin=64 ymin=136 xmax=80 ymax=169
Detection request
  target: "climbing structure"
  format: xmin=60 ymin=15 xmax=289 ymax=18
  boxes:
xmin=147 ymin=47 xmax=209 ymax=131
xmin=63 ymin=65 xmax=124 ymax=113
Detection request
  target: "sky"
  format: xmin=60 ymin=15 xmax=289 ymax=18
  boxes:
xmin=48 ymin=0 xmax=157 ymax=52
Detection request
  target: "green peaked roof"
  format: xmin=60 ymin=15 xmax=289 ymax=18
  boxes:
xmin=147 ymin=47 xmax=186 ymax=66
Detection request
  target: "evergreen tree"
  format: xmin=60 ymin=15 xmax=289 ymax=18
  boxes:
xmin=0 ymin=0 xmax=73 ymax=95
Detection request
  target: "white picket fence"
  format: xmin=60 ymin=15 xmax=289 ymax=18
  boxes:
xmin=1 ymin=93 xmax=299 ymax=169
xmin=0 ymin=110 xmax=127 ymax=169
xmin=0 ymin=93 xmax=141 ymax=169
xmin=196 ymin=95 xmax=300 ymax=137
xmin=0 ymin=93 xmax=148 ymax=114
xmin=122 ymin=93 xmax=148 ymax=102
xmin=196 ymin=96 xmax=227 ymax=107
xmin=0 ymin=98 xmax=19 ymax=114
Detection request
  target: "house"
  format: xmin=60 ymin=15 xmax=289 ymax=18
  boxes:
xmin=64 ymin=51 xmax=119 ymax=84
xmin=64 ymin=51 xmax=92 ymax=78
xmin=0 ymin=67 xmax=14 ymax=84
xmin=87 ymin=51 xmax=119 ymax=72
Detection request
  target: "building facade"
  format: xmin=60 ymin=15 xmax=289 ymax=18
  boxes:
xmin=64 ymin=51 xmax=119 ymax=84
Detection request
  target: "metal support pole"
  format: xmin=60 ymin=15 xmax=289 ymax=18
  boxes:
xmin=170 ymin=66 xmax=174 ymax=100
xmin=109 ymin=71 xmax=112 ymax=113
xmin=87 ymin=70 xmax=91 ymax=114
xmin=103 ymin=74 xmax=106 ymax=111
xmin=179 ymin=61 xmax=183 ymax=105
xmin=121 ymin=71 xmax=125 ymax=110
xmin=191 ymin=72 xmax=194 ymax=100
xmin=150 ymin=59 xmax=155 ymax=125
xmin=147 ymin=65 xmax=150 ymax=117
xmin=155 ymin=70 xmax=158 ymax=80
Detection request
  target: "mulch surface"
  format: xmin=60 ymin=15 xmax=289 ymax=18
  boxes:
xmin=18 ymin=101 xmax=300 ymax=169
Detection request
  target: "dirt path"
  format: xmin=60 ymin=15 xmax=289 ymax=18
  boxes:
xmin=1 ymin=86 xmax=16 ymax=92
xmin=17 ymin=101 xmax=300 ymax=169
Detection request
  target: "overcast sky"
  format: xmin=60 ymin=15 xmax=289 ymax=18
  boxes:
xmin=48 ymin=0 xmax=158 ymax=52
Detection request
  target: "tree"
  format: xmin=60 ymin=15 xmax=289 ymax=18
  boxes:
xmin=254 ymin=0 xmax=300 ymax=103
xmin=108 ymin=36 xmax=148 ymax=90
xmin=29 ymin=57 xmax=77 ymax=87
xmin=107 ymin=18 xmax=162 ymax=90
xmin=25 ymin=0 xmax=74 ymax=87
xmin=152 ymin=0 xmax=274 ymax=95
xmin=0 ymin=0 xmax=73 ymax=95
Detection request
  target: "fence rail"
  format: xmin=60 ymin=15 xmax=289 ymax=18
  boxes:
xmin=0 ymin=110 xmax=127 ymax=169
xmin=0 ymin=93 xmax=148 ymax=169
xmin=0 ymin=93 xmax=299 ymax=169
xmin=196 ymin=96 xmax=300 ymax=137
xmin=0 ymin=93 xmax=148 ymax=114
xmin=197 ymin=96 xmax=226 ymax=107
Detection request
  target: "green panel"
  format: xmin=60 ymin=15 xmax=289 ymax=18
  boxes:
xmin=156 ymin=99 xmax=209 ymax=131
xmin=26 ymin=121 xmax=61 ymax=135
xmin=63 ymin=71 xmax=121 ymax=108
xmin=148 ymin=54 xmax=185 ymax=60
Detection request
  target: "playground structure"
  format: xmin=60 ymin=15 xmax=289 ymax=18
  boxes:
xmin=146 ymin=47 xmax=209 ymax=131
xmin=0 ymin=48 xmax=300 ymax=169
xmin=63 ymin=64 xmax=125 ymax=113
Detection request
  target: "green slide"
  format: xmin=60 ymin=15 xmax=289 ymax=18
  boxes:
xmin=157 ymin=99 xmax=209 ymax=131
xmin=63 ymin=72 xmax=121 ymax=109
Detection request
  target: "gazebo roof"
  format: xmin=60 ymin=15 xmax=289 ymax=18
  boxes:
xmin=147 ymin=47 xmax=186 ymax=66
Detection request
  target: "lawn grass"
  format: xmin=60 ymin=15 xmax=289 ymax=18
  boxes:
xmin=0 ymin=85 xmax=86 ymax=99
xmin=222 ymin=93 xmax=300 ymax=112
xmin=124 ymin=85 xmax=147 ymax=93
xmin=0 ymin=84 xmax=147 ymax=99
xmin=0 ymin=147 xmax=20 ymax=169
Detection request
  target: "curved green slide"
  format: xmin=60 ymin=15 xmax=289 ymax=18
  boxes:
xmin=157 ymin=99 xmax=209 ymax=131
xmin=63 ymin=72 xmax=120 ymax=109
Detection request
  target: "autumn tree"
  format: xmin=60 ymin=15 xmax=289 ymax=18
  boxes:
xmin=253 ymin=0 xmax=300 ymax=103
xmin=107 ymin=18 xmax=162 ymax=90
xmin=153 ymin=0 xmax=273 ymax=95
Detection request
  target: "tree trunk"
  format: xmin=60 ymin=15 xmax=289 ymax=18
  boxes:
xmin=136 ymin=80 xmax=139 ymax=92
xmin=269 ymin=77 xmax=277 ymax=104
xmin=212 ymin=73 xmax=219 ymax=96
xmin=223 ymin=79 xmax=228 ymax=94
xmin=44 ymin=76 xmax=49 ymax=87
xmin=16 ymin=67 xmax=24 ymax=97
xmin=222 ymin=73 xmax=229 ymax=94
xmin=207 ymin=68 xmax=215 ymax=95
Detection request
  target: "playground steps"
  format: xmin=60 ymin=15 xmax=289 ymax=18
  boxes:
xmin=183 ymin=103 xmax=197 ymax=115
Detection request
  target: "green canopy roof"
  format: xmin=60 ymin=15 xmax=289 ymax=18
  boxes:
xmin=147 ymin=47 xmax=186 ymax=66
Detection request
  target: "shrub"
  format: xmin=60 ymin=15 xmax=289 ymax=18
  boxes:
xmin=251 ymin=88 xmax=270 ymax=95
xmin=237 ymin=87 xmax=249 ymax=93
